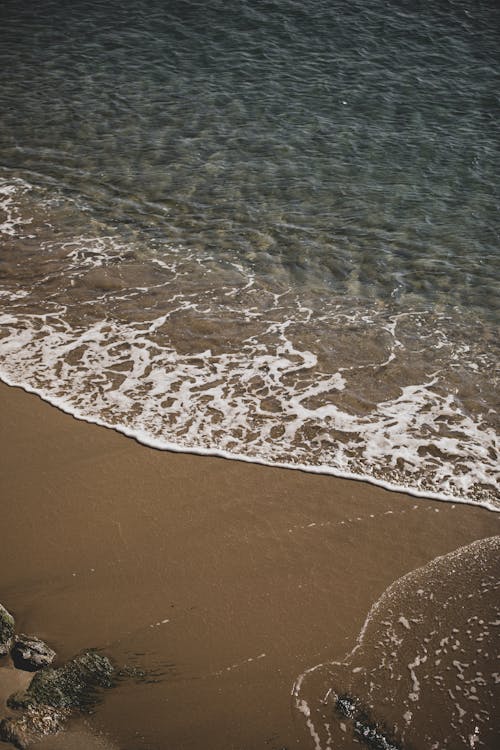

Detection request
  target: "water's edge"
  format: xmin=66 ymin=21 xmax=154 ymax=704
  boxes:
xmin=2 ymin=373 xmax=497 ymax=513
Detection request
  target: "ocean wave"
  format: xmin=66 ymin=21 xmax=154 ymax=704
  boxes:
xmin=1 ymin=178 xmax=498 ymax=510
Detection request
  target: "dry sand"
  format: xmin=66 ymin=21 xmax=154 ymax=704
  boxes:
xmin=0 ymin=380 xmax=497 ymax=749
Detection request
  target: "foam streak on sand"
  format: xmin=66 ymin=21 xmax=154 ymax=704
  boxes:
xmin=293 ymin=536 xmax=500 ymax=749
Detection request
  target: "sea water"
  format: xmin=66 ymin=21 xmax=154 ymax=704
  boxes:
xmin=293 ymin=536 xmax=500 ymax=749
xmin=0 ymin=0 xmax=498 ymax=508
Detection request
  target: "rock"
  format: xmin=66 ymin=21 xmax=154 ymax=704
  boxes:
xmin=336 ymin=694 xmax=357 ymax=719
xmin=353 ymin=719 xmax=402 ymax=750
xmin=8 ymin=650 xmax=114 ymax=712
xmin=3 ymin=651 xmax=115 ymax=748
xmin=11 ymin=635 xmax=56 ymax=672
xmin=0 ymin=604 xmax=15 ymax=656
xmin=335 ymin=694 xmax=403 ymax=750
xmin=0 ymin=706 xmax=70 ymax=749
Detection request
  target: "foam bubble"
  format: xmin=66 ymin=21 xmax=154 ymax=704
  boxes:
xmin=0 ymin=177 xmax=498 ymax=508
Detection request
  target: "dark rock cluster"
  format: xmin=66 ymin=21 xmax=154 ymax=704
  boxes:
xmin=335 ymin=694 xmax=403 ymax=750
xmin=0 ymin=603 xmax=115 ymax=749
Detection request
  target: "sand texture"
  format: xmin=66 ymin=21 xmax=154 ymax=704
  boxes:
xmin=0 ymin=381 xmax=498 ymax=749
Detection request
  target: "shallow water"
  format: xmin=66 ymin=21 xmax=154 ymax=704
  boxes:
xmin=293 ymin=535 xmax=500 ymax=749
xmin=0 ymin=0 xmax=498 ymax=507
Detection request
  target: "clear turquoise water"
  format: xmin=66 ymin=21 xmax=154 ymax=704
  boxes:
xmin=0 ymin=0 xmax=498 ymax=506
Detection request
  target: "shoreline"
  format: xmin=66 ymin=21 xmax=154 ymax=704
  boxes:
xmin=0 ymin=374 xmax=496 ymax=513
xmin=0 ymin=380 xmax=498 ymax=749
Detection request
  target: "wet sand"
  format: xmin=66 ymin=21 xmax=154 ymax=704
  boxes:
xmin=0 ymin=380 xmax=497 ymax=749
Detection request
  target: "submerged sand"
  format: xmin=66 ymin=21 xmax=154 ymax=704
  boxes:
xmin=0 ymin=381 xmax=497 ymax=749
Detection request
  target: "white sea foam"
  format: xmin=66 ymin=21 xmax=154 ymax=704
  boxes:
xmin=0 ymin=177 xmax=498 ymax=509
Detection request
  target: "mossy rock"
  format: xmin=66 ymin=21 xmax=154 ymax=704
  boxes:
xmin=8 ymin=650 xmax=114 ymax=712
xmin=335 ymin=694 xmax=403 ymax=750
xmin=0 ymin=603 xmax=15 ymax=655
xmin=11 ymin=635 xmax=56 ymax=672
xmin=0 ymin=706 xmax=70 ymax=750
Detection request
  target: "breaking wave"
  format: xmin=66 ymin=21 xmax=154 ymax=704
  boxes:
xmin=1 ymin=178 xmax=498 ymax=509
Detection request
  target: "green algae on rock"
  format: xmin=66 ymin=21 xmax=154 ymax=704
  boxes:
xmin=7 ymin=650 xmax=114 ymax=712
xmin=0 ymin=706 xmax=70 ymax=750
xmin=0 ymin=604 xmax=15 ymax=656
xmin=1 ymin=651 xmax=115 ymax=748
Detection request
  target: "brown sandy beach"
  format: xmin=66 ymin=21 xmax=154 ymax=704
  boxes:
xmin=0 ymin=380 xmax=498 ymax=749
